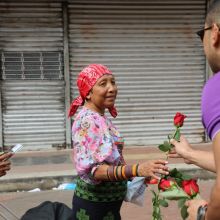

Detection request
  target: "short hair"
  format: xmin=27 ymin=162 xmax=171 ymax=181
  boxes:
xmin=206 ymin=0 xmax=220 ymax=25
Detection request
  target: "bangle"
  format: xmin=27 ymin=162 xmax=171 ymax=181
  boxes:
xmin=115 ymin=166 xmax=120 ymax=180
xmin=132 ymin=164 xmax=137 ymax=176
xmin=136 ymin=164 xmax=139 ymax=176
xmin=91 ymin=165 xmax=99 ymax=177
xmin=107 ymin=167 xmax=110 ymax=180
xmin=107 ymin=166 xmax=116 ymax=181
xmin=125 ymin=165 xmax=133 ymax=179
xmin=107 ymin=164 xmax=139 ymax=181
xmin=121 ymin=165 xmax=127 ymax=179
xmin=197 ymin=205 xmax=207 ymax=220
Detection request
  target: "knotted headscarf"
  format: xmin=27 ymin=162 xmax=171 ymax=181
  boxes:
xmin=68 ymin=64 xmax=118 ymax=118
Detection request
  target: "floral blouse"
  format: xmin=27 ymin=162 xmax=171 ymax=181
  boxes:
xmin=72 ymin=107 xmax=125 ymax=184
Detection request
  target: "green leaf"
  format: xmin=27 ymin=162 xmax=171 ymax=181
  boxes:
xmin=152 ymin=210 xmax=162 ymax=220
xmin=159 ymin=199 xmax=169 ymax=207
xmin=158 ymin=143 xmax=171 ymax=152
xmin=181 ymin=174 xmax=191 ymax=180
xmin=175 ymin=178 xmax=183 ymax=187
xmin=181 ymin=205 xmax=189 ymax=220
xmin=152 ymin=209 xmax=159 ymax=217
xmin=178 ymin=198 xmax=187 ymax=208
xmin=174 ymin=129 xmax=181 ymax=141
xmin=164 ymin=141 xmax=171 ymax=147
xmin=169 ymin=168 xmax=179 ymax=177
xmin=159 ymin=188 xmax=189 ymax=200
xmin=175 ymin=172 xmax=183 ymax=178
xmin=169 ymin=168 xmax=184 ymax=181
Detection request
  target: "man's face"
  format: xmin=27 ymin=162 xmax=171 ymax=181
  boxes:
xmin=203 ymin=23 xmax=220 ymax=73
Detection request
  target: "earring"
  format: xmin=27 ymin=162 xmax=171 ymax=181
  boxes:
xmin=86 ymin=95 xmax=91 ymax=100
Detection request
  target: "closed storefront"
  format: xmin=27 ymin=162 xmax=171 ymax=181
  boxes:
xmin=0 ymin=2 xmax=66 ymax=150
xmin=68 ymin=0 xmax=207 ymax=145
xmin=0 ymin=0 xmax=208 ymax=150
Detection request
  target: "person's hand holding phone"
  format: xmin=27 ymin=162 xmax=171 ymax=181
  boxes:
xmin=0 ymin=152 xmax=13 ymax=177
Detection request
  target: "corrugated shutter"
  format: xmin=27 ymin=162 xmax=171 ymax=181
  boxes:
xmin=68 ymin=0 xmax=206 ymax=145
xmin=0 ymin=2 xmax=65 ymax=150
xmin=1 ymin=81 xmax=65 ymax=149
xmin=0 ymin=1 xmax=63 ymax=52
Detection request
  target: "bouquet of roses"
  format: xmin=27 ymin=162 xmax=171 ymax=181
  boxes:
xmin=149 ymin=112 xmax=200 ymax=220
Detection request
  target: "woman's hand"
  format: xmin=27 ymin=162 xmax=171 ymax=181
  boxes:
xmin=0 ymin=152 xmax=13 ymax=177
xmin=138 ymin=159 xmax=169 ymax=180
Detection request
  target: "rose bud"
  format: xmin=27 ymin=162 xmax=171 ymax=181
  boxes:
xmin=158 ymin=179 xmax=176 ymax=191
xmin=181 ymin=179 xmax=199 ymax=197
xmin=173 ymin=112 xmax=187 ymax=127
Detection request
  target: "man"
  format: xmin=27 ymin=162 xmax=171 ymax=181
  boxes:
xmin=0 ymin=152 xmax=12 ymax=177
xmin=170 ymin=0 xmax=220 ymax=219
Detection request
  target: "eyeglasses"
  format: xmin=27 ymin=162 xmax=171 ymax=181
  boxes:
xmin=196 ymin=26 xmax=213 ymax=41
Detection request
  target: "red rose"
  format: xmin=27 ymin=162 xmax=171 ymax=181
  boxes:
xmin=158 ymin=179 xmax=176 ymax=191
xmin=181 ymin=179 xmax=199 ymax=197
xmin=145 ymin=178 xmax=158 ymax=185
xmin=174 ymin=112 xmax=187 ymax=127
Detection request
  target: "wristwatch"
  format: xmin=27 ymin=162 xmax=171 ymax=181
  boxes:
xmin=197 ymin=205 xmax=207 ymax=220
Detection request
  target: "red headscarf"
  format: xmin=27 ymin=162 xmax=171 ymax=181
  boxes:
xmin=68 ymin=64 xmax=118 ymax=118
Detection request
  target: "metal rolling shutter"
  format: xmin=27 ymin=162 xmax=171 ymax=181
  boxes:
xmin=69 ymin=0 xmax=206 ymax=146
xmin=1 ymin=80 xmax=65 ymax=150
xmin=0 ymin=1 xmax=63 ymax=52
xmin=0 ymin=2 xmax=65 ymax=150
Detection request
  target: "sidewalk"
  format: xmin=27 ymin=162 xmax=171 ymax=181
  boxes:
xmin=0 ymin=143 xmax=215 ymax=192
xmin=0 ymin=179 xmax=215 ymax=220
xmin=0 ymin=143 xmax=216 ymax=220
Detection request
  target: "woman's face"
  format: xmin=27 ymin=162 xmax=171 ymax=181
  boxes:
xmin=86 ymin=74 xmax=117 ymax=114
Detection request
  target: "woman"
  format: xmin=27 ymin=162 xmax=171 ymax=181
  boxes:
xmin=69 ymin=64 xmax=169 ymax=220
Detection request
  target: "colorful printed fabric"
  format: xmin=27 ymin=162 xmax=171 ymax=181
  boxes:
xmin=68 ymin=64 xmax=117 ymax=118
xmin=201 ymin=71 xmax=220 ymax=140
xmin=72 ymin=107 xmax=125 ymax=184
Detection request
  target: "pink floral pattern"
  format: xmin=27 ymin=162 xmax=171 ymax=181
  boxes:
xmin=72 ymin=107 xmax=124 ymax=184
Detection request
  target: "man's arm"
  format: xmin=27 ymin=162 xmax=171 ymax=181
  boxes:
xmin=170 ymin=135 xmax=216 ymax=172
xmin=185 ymin=150 xmax=215 ymax=172
xmin=205 ymin=132 xmax=220 ymax=220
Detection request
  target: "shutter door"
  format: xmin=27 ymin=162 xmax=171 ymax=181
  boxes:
xmin=69 ymin=0 xmax=206 ymax=145
xmin=0 ymin=2 xmax=65 ymax=150
xmin=1 ymin=80 xmax=65 ymax=149
xmin=0 ymin=1 xmax=63 ymax=52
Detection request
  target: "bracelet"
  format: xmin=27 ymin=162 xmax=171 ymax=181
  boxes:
xmin=107 ymin=164 xmax=139 ymax=181
xmin=107 ymin=166 xmax=116 ymax=181
xmin=197 ymin=205 xmax=207 ymax=220
xmin=136 ymin=163 xmax=139 ymax=176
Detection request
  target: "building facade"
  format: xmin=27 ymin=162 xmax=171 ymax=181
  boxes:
xmin=0 ymin=0 xmax=210 ymax=150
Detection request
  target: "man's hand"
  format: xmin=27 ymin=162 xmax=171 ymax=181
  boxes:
xmin=185 ymin=199 xmax=207 ymax=220
xmin=169 ymin=135 xmax=216 ymax=172
xmin=0 ymin=152 xmax=13 ymax=177
xmin=169 ymin=135 xmax=192 ymax=159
